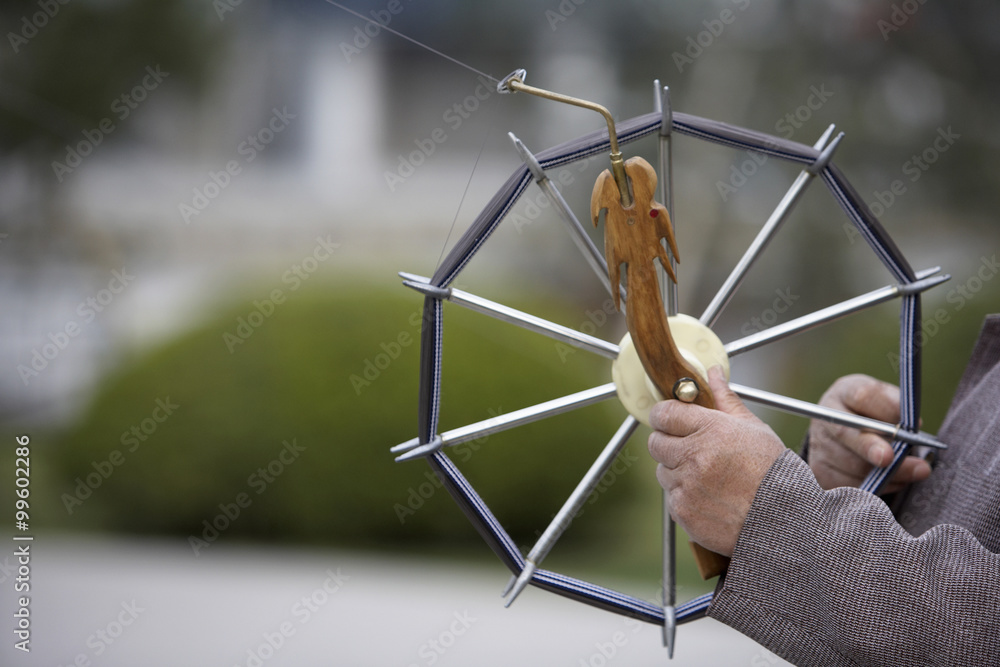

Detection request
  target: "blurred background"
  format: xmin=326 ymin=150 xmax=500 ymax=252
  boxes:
xmin=1 ymin=0 xmax=998 ymax=664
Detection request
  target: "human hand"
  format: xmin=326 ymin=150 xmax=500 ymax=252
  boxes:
xmin=807 ymin=374 xmax=931 ymax=492
xmin=647 ymin=367 xmax=786 ymax=557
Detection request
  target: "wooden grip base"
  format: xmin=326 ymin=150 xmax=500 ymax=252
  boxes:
xmin=690 ymin=541 xmax=729 ymax=580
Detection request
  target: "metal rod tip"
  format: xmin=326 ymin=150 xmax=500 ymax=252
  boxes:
xmin=663 ymin=605 xmax=676 ymax=658
xmin=390 ymin=437 xmax=420 ymax=453
xmin=394 ymin=435 xmax=444 ymax=462
xmin=815 ymin=124 xmax=836 ymax=148
xmin=899 ymin=273 xmax=950 ymax=295
xmin=659 ymin=85 xmax=673 ymax=137
xmin=509 ymin=132 xmax=546 ymax=181
xmin=807 ymin=131 xmax=845 ymax=174
xmin=402 ymin=280 xmax=451 ymax=300
xmin=503 ymin=562 xmax=536 ymax=607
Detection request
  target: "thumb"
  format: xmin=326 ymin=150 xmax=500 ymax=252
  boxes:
xmin=707 ymin=366 xmax=754 ymax=420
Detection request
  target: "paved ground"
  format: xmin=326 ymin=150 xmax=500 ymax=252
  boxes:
xmin=1 ymin=534 xmax=791 ymax=666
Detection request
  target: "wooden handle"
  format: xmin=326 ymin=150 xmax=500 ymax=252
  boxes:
xmin=690 ymin=541 xmax=729 ymax=579
xmin=592 ymin=156 xmax=730 ymax=580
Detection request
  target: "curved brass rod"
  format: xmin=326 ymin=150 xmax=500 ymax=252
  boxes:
xmin=506 ymin=76 xmax=633 ymax=207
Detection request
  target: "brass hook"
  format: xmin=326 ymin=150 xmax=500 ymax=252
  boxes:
xmin=498 ymin=69 xmax=633 ymax=208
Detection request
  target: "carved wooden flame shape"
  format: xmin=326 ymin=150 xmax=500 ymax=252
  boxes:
xmin=591 ymin=156 xmax=716 ymax=410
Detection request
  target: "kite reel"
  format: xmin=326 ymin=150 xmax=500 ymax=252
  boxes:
xmin=391 ymin=69 xmax=948 ymax=657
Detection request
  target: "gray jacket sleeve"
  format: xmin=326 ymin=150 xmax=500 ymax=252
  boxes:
xmin=707 ymin=449 xmax=1000 ymax=666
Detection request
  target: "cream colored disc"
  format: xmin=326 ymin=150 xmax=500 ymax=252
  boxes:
xmin=611 ymin=314 xmax=730 ymax=427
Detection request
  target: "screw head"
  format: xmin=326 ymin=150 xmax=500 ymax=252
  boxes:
xmin=673 ymin=379 xmax=699 ymax=403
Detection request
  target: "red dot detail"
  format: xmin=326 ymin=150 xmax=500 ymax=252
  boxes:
xmin=649 ymin=209 xmax=659 ymax=218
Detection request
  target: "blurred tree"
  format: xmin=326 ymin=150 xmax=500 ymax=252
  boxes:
xmin=0 ymin=0 xmax=224 ymax=254
xmin=0 ymin=0 xmax=219 ymax=151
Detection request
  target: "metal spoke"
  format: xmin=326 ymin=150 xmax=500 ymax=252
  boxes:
xmin=700 ymin=126 xmax=841 ymax=327
xmin=725 ymin=269 xmax=948 ymax=357
xmin=509 ymin=133 xmax=626 ymax=303
xmin=655 ymin=81 xmax=679 ymax=321
xmin=654 ymin=79 xmax=677 ymax=659
xmin=393 ymin=383 xmax=619 ymax=460
xmin=730 ymin=383 xmax=947 ymax=450
xmin=503 ymin=416 xmax=640 ymax=606
xmin=401 ymin=273 xmax=619 ymax=360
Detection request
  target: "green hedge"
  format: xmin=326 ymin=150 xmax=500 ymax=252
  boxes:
xmin=45 ymin=283 xmax=644 ymax=553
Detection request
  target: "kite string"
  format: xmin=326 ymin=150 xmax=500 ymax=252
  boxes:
xmin=433 ymin=109 xmax=496 ymax=273
xmin=324 ymin=1 xmax=499 ymax=85
xmin=325 ymin=1 xmax=503 ymax=274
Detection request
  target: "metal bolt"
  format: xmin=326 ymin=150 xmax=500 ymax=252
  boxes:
xmin=673 ymin=378 xmax=699 ymax=403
